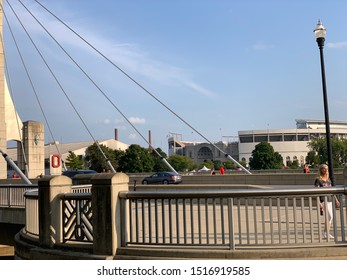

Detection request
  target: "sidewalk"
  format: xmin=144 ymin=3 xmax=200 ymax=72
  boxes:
xmin=0 ymin=245 xmax=14 ymax=259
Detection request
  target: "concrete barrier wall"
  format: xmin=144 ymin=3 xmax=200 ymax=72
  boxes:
xmin=12 ymin=170 xmax=347 ymax=260
xmin=1 ymin=168 xmax=346 ymax=187
xmin=0 ymin=208 xmax=25 ymax=224
xmin=129 ymin=173 xmax=345 ymax=187
xmin=14 ymin=173 xmax=129 ymax=260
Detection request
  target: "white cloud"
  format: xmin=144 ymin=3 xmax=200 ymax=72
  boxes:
xmin=252 ymin=42 xmax=275 ymax=51
xmin=114 ymin=119 xmax=125 ymax=125
xmin=101 ymin=119 xmax=111 ymax=124
xmin=327 ymin=42 xmax=347 ymax=49
xmin=184 ymin=81 xmax=215 ymax=97
xmin=128 ymin=117 xmax=146 ymax=125
xmin=97 ymin=119 xmax=127 ymax=130
xmin=9 ymin=2 xmax=216 ymax=99
xmin=128 ymin=133 xmax=137 ymax=140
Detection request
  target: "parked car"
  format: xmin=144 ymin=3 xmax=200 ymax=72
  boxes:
xmin=142 ymin=172 xmax=182 ymax=185
xmin=62 ymin=169 xmax=97 ymax=178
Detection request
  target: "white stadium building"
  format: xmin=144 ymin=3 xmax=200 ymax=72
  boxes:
xmin=238 ymin=119 xmax=347 ymax=166
xmin=168 ymin=120 xmax=347 ymax=167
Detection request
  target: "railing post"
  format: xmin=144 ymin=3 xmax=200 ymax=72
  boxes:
xmin=344 ymin=166 xmax=347 ymax=186
xmin=7 ymin=187 xmax=10 ymax=207
xmin=91 ymin=172 xmax=129 ymax=256
xmin=38 ymin=176 xmax=72 ymax=248
xmin=228 ymin=198 xmax=235 ymax=250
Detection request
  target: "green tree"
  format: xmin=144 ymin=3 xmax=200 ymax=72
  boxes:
xmin=331 ymin=137 xmax=347 ymax=167
xmin=306 ymin=150 xmax=319 ymax=167
xmin=288 ymin=159 xmax=299 ymax=169
xmin=308 ymin=137 xmax=347 ymax=167
xmin=239 ymin=160 xmax=248 ymax=168
xmin=85 ymin=143 xmax=118 ymax=172
xmin=167 ymin=154 xmax=197 ymax=172
xmin=151 ymin=148 xmax=169 ymax=172
xmin=119 ymin=144 xmax=154 ymax=173
xmin=114 ymin=149 xmax=126 ymax=171
xmin=212 ymin=160 xmax=223 ymax=169
xmin=249 ymin=142 xmax=283 ymax=170
xmin=65 ymin=151 xmax=83 ymax=170
xmin=198 ymin=159 xmax=214 ymax=170
xmin=308 ymin=138 xmax=327 ymax=166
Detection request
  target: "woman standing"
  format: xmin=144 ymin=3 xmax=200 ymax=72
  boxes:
xmin=314 ymin=164 xmax=339 ymax=239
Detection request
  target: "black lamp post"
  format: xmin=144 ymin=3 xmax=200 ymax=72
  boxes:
xmin=314 ymin=20 xmax=335 ymax=186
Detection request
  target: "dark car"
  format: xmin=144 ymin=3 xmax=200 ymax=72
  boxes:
xmin=142 ymin=172 xmax=182 ymax=185
xmin=62 ymin=169 xmax=97 ymax=178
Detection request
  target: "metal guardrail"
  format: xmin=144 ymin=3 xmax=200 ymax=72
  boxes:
xmin=119 ymin=186 xmax=347 ymax=249
xmin=70 ymin=184 xmax=92 ymax=193
xmin=24 ymin=190 xmax=39 ymax=236
xmin=2 ymin=184 xmax=91 ymax=208
xmin=0 ymin=184 xmax=38 ymax=207
xmin=21 ymin=185 xmax=92 ymax=239
xmin=21 ymin=185 xmax=347 ymax=250
xmin=62 ymin=192 xmax=92 ymax=243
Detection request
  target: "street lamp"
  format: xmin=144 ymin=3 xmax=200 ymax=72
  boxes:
xmin=314 ymin=20 xmax=335 ymax=186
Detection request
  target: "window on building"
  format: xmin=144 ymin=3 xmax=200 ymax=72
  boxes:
xmin=269 ymin=135 xmax=283 ymax=142
xmin=239 ymin=135 xmax=253 ymax=143
xmin=284 ymin=134 xmax=296 ymax=141
xmin=286 ymin=156 xmax=291 ymax=166
xmin=297 ymin=134 xmax=309 ymax=141
xmin=197 ymin=147 xmax=213 ymax=159
xmin=309 ymin=133 xmax=320 ymax=139
xmin=254 ymin=135 xmax=268 ymax=142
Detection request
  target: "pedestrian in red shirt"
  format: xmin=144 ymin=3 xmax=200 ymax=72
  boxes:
xmin=219 ymin=166 xmax=225 ymax=175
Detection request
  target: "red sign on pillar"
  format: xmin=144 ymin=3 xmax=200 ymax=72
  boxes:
xmin=51 ymin=154 xmax=61 ymax=168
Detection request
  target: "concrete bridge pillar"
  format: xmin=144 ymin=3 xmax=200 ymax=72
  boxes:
xmin=91 ymin=173 xmax=129 ymax=256
xmin=38 ymin=176 xmax=72 ymax=248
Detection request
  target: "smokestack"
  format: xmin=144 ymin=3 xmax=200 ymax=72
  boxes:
xmin=115 ymin=128 xmax=118 ymax=141
xmin=148 ymin=130 xmax=152 ymax=150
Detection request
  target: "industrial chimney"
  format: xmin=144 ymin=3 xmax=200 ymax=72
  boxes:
xmin=148 ymin=130 xmax=152 ymax=150
xmin=114 ymin=128 xmax=118 ymax=141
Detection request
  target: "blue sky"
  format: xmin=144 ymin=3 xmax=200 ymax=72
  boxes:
xmin=3 ymin=0 xmax=347 ymax=153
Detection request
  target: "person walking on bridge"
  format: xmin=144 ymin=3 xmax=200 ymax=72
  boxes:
xmin=314 ymin=164 xmax=339 ymax=239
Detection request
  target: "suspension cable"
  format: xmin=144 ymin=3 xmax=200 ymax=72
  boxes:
xmin=6 ymin=0 xmax=116 ymax=172
xmin=17 ymin=0 xmax=178 ymax=173
xmin=0 ymin=31 xmax=30 ymax=176
xmin=2 ymin=3 xmax=67 ymax=171
xmin=32 ymin=0 xmax=250 ymax=174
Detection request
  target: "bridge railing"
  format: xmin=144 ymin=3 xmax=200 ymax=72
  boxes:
xmin=23 ymin=184 xmax=347 ymax=248
xmin=24 ymin=190 xmax=39 ymax=236
xmin=22 ymin=185 xmax=92 ymax=240
xmin=0 ymin=184 xmax=38 ymax=207
xmin=19 ymin=174 xmax=347 ymax=259
xmin=119 ymin=186 xmax=347 ymax=249
xmin=62 ymin=192 xmax=92 ymax=243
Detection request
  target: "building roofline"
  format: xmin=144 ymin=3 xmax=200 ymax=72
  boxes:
xmin=295 ymin=119 xmax=347 ymax=125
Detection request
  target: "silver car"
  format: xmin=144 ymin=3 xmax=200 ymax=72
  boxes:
xmin=142 ymin=172 xmax=182 ymax=185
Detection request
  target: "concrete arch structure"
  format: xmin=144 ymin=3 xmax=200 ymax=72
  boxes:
xmin=0 ymin=0 xmax=24 ymax=178
xmin=168 ymin=137 xmax=239 ymax=164
xmin=0 ymin=1 xmax=44 ymax=179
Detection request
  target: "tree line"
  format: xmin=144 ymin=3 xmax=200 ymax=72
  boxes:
xmin=65 ymin=143 xmax=198 ymax=173
xmin=65 ymin=143 xmax=244 ymax=173
xmin=65 ymin=137 xmax=347 ymax=172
